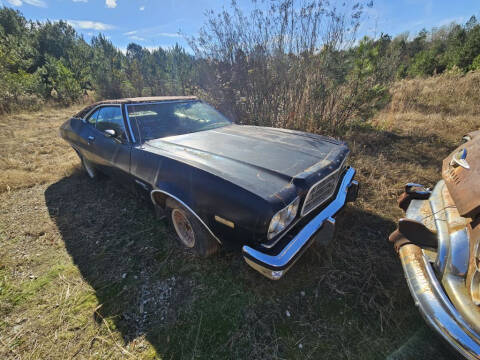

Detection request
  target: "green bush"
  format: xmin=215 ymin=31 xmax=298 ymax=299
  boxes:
xmin=36 ymin=56 xmax=82 ymax=105
xmin=471 ymin=54 xmax=480 ymax=70
xmin=408 ymin=50 xmax=438 ymax=77
xmin=55 ymin=61 xmax=82 ymax=105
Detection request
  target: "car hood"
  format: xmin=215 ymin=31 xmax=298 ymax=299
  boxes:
xmin=144 ymin=125 xmax=349 ymax=199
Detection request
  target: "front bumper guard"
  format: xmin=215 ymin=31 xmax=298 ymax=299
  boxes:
xmin=399 ymin=243 xmax=480 ymax=360
xmin=242 ymin=167 xmax=357 ymax=280
xmin=392 ymin=181 xmax=480 ymax=359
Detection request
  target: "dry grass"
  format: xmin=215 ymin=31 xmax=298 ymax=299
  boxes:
xmin=0 ymin=105 xmax=84 ymax=194
xmin=1 ymin=72 xmax=479 ymax=359
xmin=373 ymin=70 xmax=480 ymax=141
xmin=352 ymin=70 xmax=480 ymax=216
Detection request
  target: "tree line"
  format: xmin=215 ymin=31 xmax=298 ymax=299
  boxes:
xmin=1 ymin=2 xmax=480 ymax=132
xmin=0 ymin=7 xmax=196 ymax=112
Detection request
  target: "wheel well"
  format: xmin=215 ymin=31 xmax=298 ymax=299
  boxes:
xmin=150 ymin=190 xmax=222 ymax=245
xmin=151 ymin=191 xmax=169 ymax=209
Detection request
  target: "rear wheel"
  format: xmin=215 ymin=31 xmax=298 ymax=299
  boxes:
xmin=165 ymin=198 xmax=219 ymax=257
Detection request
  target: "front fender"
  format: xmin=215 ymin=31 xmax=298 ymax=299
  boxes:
xmin=151 ymin=163 xmax=273 ymax=246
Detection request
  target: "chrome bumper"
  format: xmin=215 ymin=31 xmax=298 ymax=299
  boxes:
xmin=242 ymin=167 xmax=357 ymax=280
xmin=392 ymin=181 xmax=480 ymax=359
xmin=399 ymin=244 xmax=480 ymax=360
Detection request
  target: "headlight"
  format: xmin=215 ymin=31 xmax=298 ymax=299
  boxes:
xmin=267 ymin=196 xmax=300 ymax=240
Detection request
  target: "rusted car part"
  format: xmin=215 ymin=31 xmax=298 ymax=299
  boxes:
xmin=397 ymin=183 xmax=431 ymax=212
xmin=390 ymin=133 xmax=480 ymax=360
xmin=443 ymin=135 xmax=480 ymax=218
xmin=464 ymin=130 xmax=480 ymax=142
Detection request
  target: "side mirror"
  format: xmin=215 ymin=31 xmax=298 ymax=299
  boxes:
xmin=104 ymin=129 xmax=116 ymax=138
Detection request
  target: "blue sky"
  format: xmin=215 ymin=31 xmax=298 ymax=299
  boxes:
xmin=1 ymin=0 xmax=479 ymax=52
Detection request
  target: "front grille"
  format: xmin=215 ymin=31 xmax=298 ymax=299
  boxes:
xmin=301 ymin=169 xmax=342 ymax=216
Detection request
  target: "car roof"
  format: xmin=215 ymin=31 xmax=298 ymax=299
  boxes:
xmin=74 ymin=96 xmax=198 ymax=118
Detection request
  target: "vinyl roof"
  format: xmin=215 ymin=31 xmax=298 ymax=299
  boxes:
xmin=74 ymin=96 xmax=198 ymax=118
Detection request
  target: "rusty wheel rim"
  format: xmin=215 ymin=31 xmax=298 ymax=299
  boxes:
xmin=171 ymin=209 xmax=195 ymax=248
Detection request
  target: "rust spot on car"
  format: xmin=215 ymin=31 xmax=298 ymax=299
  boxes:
xmin=419 ymin=201 xmax=437 ymax=233
xmin=399 ymin=245 xmax=432 ymax=295
xmin=443 ymin=134 xmax=480 ymax=218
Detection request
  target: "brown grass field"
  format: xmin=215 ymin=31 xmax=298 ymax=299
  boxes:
xmin=1 ymin=71 xmax=479 ymax=359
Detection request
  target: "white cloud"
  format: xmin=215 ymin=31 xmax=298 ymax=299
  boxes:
xmin=122 ymin=27 xmax=183 ymax=45
xmin=24 ymin=0 xmax=46 ymax=6
xmin=105 ymin=0 xmax=116 ymax=8
xmin=139 ymin=5 xmax=144 ymax=11
xmin=156 ymin=32 xmax=181 ymax=38
xmin=7 ymin=0 xmax=47 ymax=7
xmin=123 ymin=30 xmax=181 ymax=39
xmin=128 ymin=35 xmax=145 ymax=41
xmin=67 ymin=20 xmax=115 ymax=31
xmin=6 ymin=0 xmax=23 ymax=6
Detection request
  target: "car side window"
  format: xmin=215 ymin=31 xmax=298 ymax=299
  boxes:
xmin=87 ymin=108 xmax=100 ymax=125
xmin=96 ymin=106 xmax=127 ymax=141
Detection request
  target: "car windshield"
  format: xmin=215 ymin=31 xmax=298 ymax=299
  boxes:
xmin=127 ymin=100 xmax=232 ymax=141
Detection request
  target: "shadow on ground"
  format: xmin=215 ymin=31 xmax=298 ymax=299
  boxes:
xmin=44 ymin=171 xmax=458 ymax=359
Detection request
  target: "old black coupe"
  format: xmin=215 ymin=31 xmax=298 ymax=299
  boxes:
xmin=60 ymin=96 xmax=358 ymax=279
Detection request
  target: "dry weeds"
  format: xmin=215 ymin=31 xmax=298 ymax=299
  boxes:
xmin=0 ymin=105 xmax=84 ymax=194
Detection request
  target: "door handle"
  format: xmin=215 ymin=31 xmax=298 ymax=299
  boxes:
xmin=87 ymin=135 xmax=95 ymax=144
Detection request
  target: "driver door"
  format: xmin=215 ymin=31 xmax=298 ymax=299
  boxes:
xmin=88 ymin=105 xmax=131 ymax=180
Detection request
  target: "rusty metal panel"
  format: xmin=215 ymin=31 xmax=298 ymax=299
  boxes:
xmin=465 ymin=130 xmax=480 ymax=141
xmin=442 ymin=135 xmax=480 ymax=218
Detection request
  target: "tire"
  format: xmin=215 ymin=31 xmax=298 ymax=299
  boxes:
xmin=165 ymin=198 xmax=219 ymax=257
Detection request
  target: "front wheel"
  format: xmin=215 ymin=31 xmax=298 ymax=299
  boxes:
xmin=74 ymin=149 xmax=100 ymax=180
xmin=165 ymin=198 xmax=219 ymax=257
xmin=81 ymin=156 xmax=98 ymax=179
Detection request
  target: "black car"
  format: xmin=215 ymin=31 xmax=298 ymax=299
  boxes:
xmin=60 ymin=96 xmax=358 ymax=279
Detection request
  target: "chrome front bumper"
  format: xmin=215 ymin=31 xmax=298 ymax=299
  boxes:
xmin=392 ymin=181 xmax=480 ymax=359
xmin=242 ymin=167 xmax=357 ymax=280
